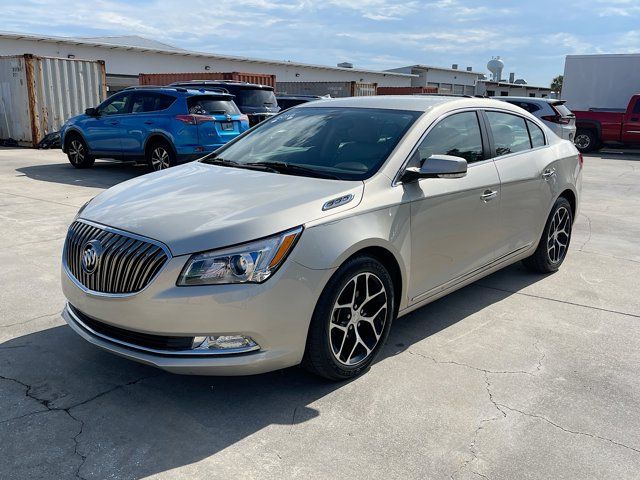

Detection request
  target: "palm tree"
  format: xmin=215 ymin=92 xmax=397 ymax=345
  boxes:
xmin=551 ymin=75 xmax=563 ymax=95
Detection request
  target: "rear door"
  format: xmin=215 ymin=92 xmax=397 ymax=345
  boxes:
xmin=484 ymin=110 xmax=556 ymax=257
xmin=622 ymin=97 xmax=640 ymax=144
xmin=405 ymin=110 xmax=502 ymax=303
xmin=187 ymin=96 xmax=243 ymax=146
xmin=120 ymin=92 xmax=176 ymax=157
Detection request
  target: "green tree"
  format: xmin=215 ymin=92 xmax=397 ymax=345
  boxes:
xmin=551 ymin=75 xmax=563 ymax=94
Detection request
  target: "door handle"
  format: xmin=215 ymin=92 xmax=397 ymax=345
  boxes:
xmin=542 ymin=168 xmax=556 ymax=179
xmin=631 ymin=117 xmax=639 ymax=122
xmin=481 ymin=189 xmax=498 ymax=202
xmin=144 ymin=121 xmax=154 ymax=125
xmin=108 ymin=121 xmax=119 ymax=125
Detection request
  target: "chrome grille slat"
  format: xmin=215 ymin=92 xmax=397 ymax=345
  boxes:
xmin=63 ymin=220 xmax=170 ymax=295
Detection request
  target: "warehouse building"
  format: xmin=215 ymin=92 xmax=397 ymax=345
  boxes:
xmin=0 ymin=31 xmax=414 ymax=92
xmin=385 ymin=64 xmax=485 ymax=96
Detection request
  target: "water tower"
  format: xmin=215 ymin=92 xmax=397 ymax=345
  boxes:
xmin=487 ymin=57 xmax=504 ymax=82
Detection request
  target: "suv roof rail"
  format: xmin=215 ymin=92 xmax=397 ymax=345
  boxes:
xmin=124 ymin=85 xmax=189 ymax=92
xmin=169 ymin=80 xmax=272 ymax=89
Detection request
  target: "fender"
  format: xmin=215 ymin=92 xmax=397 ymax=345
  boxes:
xmin=61 ymin=127 xmax=89 ymax=154
xmin=143 ymin=132 xmax=177 ymax=157
xmin=575 ymin=119 xmax=602 ymax=139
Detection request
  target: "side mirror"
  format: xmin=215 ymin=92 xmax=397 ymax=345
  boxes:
xmin=401 ymin=154 xmax=468 ymax=182
xmin=85 ymin=107 xmax=99 ymax=117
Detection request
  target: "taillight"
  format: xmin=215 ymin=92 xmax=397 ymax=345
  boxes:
xmin=175 ymin=114 xmax=214 ymax=125
xmin=542 ymin=114 xmax=571 ymax=125
xmin=578 ymin=152 xmax=584 ymax=168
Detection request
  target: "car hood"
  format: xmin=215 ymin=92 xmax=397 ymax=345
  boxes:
xmin=80 ymin=162 xmax=363 ymax=256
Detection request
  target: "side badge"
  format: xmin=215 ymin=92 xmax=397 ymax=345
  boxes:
xmin=322 ymin=194 xmax=354 ymax=211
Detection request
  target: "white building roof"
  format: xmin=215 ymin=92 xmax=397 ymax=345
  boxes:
xmin=0 ymin=31 xmax=415 ymax=78
xmin=388 ymin=64 xmax=485 ymax=76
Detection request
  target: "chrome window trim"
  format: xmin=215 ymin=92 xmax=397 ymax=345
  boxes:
xmin=65 ymin=304 xmax=260 ymax=357
xmin=482 ymin=107 xmax=549 ymax=147
xmin=62 ymin=218 xmax=173 ymax=298
xmin=392 ymin=107 xmax=490 ymax=186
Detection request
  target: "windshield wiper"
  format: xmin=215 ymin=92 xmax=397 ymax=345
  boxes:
xmin=201 ymin=157 xmax=279 ymax=173
xmin=246 ymin=161 xmax=340 ymax=180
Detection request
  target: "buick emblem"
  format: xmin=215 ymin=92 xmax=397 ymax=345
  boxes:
xmin=81 ymin=239 xmax=103 ymax=274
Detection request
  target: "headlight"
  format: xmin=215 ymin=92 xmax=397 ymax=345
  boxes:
xmin=177 ymin=227 xmax=303 ymax=286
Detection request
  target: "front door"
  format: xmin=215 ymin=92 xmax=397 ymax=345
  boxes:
xmin=405 ymin=111 xmax=502 ymax=303
xmin=622 ymin=97 xmax=640 ymax=145
xmin=83 ymin=92 xmax=130 ymax=158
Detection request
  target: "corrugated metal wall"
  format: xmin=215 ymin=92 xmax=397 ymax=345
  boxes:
xmin=276 ymin=81 xmax=378 ymax=97
xmin=139 ymin=72 xmax=276 ymax=88
xmin=0 ymin=54 xmax=106 ymax=146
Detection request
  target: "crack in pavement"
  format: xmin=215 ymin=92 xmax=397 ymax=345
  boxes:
xmin=0 ymin=190 xmax=81 ymax=209
xmin=496 ymin=403 xmax=640 ymax=455
xmin=408 ymin=345 xmax=640 ymax=479
xmin=0 ymin=372 xmax=160 ymax=479
xmin=578 ymin=213 xmax=593 ymax=251
xmin=1 ymin=311 xmax=61 ymax=329
xmin=474 ymin=284 xmax=640 ymax=319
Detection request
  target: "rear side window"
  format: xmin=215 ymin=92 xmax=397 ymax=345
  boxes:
xmin=187 ymin=96 xmax=240 ymax=115
xmin=527 ymin=120 xmax=546 ymax=148
xmin=416 ymin=111 xmax=484 ymax=164
xmin=507 ymin=101 xmax=540 ymax=114
xmin=486 ymin=111 xmax=531 ymax=156
xmin=130 ymin=93 xmax=176 ymax=113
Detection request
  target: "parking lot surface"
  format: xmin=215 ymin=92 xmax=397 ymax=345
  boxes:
xmin=1 ymin=148 xmax=639 ymax=479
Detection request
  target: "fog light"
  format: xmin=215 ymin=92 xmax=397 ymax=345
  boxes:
xmin=192 ymin=335 xmax=258 ymax=351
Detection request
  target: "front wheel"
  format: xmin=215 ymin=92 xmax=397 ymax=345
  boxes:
xmin=66 ymin=135 xmax=95 ymax=168
xmin=522 ymin=197 xmax=573 ymax=273
xmin=303 ymin=256 xmax=395 ymax=380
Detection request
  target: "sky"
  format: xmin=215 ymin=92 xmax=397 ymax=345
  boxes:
xmin=1 ymin=0 xmax=639 ymax=86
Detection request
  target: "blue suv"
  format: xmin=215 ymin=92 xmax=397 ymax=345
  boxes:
xmin=60 ymin=87 xmax=250 ymax=170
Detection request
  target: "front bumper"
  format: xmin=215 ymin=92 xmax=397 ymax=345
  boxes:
xmin=61 ymin=255 xmax=335 ymax=376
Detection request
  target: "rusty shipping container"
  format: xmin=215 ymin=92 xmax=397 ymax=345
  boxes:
xmin=139 ymin=72 xmax=276 ymax=88
xmin=0 ymin=54 xmax=106 ymax=147
xmin=377 ymin=86 xmax=438 ymax=95
xmin=276 ymin=81 xmax=378 ymax=98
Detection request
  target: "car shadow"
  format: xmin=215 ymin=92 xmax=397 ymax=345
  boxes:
xmin=1 ymin=264 xmax=537 ymax=479
xmin=587 ymin=151 xmax=640 ymax=161
xmin=15 ymin=160 xmax=146 ymax=189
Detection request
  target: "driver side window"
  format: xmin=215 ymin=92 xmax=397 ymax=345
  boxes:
xmin=412 ymin=111 xmax=484 ymax=167
xmin=98 ymin=93 xmax=130 ymax=116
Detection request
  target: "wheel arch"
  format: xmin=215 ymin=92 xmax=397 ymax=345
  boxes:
xmin=144 ymin=132 xmax=177 ymax=158
xmin=558 ymin=188 xmax=577 ymax=221
xmin=575 ymin=120 xmax=601 ymax=138
xmin=62 ymin=128 xmax=87 ymax=153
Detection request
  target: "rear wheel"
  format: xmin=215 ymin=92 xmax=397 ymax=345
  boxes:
xmin=146 ymin=140 xmax=175 ymax=172
xmin=66 ymin=135 xmax=95 ymax=168
xmin=522 ymin=197 xmax=573 ymax=273
xmin=574 ymin=129 xmax=598 ymax=153
xmin=303 ymin=256 xmax=395 ymax=380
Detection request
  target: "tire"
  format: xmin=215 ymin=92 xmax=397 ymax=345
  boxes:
xmin=146 ymin=139 xmax=175 ymax=172
xmin=574 ymin=129 xmax=598 ymax=153
xmin=522 ymin=197 xmax=573 ymax=273
xmin=303 ymin=255 xmax=395 ymax=381
xmin=66 ymin=134 xmax=95 ymax=169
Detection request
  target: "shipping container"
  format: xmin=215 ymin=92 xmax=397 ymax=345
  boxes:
xmin=377 ymin=86 xmax=438 ymax=95
xmin=0 ymin=54 xmax=106 ymax=147
xmin=139 ymin=72 xmax=276 ymax=88
xmin=562 ymin=54 xmax=640 ymax=111
xmin=276 ymin=81 xmax=378 ymax=98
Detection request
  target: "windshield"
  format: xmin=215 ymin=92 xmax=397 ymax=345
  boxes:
xmin=234 ymin=89 xmax=278 ymax=108
xmin=204 ymin=107 xmax=421 ymax=180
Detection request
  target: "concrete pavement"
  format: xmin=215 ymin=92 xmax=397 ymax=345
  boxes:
xmin=0 ymin=148 xmax=639 ymax=479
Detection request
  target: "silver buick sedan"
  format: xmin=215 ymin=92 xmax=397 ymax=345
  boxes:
xmin=61 ymin=96 xmax=582 ymax=380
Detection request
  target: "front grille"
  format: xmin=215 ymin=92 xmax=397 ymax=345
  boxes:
xmin=70 ymin=305 xmax=194 ymax=351
xmin=64 ymin=220 xmax=169 ymax=295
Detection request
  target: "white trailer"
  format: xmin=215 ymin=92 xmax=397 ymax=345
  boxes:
xmin=562 ymin=54 xmax=640 ymax=111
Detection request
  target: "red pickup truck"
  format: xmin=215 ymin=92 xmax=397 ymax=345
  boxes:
xmin=574 ymin=94 xmax=640 ymax=152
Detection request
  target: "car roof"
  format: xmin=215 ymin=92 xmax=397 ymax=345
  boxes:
xmin=123 ymin=86 xmax=234 ymax=99
xmin=170 ymin=80 xmax=274 ymax=90
xmin=492 ymin=96 xmax=563 ymax=104
xmin=302 ymin=95 xmax=524 ymax=113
